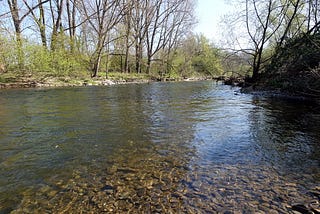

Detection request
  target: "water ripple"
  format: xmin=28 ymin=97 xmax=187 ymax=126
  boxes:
xmin=0 ymin=82 xmax=319 ymax=212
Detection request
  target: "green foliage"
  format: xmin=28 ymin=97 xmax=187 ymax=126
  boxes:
xmin=108 ymin=54 xmax=122 ymax=72
xmin=0 ymin=37 xmax=21 ymax=71
xmin=0 ymin=34 xmax=89 ymax=81
xmin=192 ymin=35 xmax=223 ymax=77
xmin=262 ymin=32 xmax=320 ymax=96
xmin=24 ymin=44 xmax=88 ymax=78
xmin=50 ymin=50 xmax=88 ymax=78
xmin=0 ymin=75 xmax=10 ymax=83
xmin=0 ymin=32 xmax=222 ymax=83
xmin=267 ymin=32 xmax=320 ymax=75
xmin=170 ymin=34 xmax=223 ymax=78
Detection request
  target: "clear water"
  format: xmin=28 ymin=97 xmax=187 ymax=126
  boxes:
xmin=0 ymin=81 xmax=319 ymax=213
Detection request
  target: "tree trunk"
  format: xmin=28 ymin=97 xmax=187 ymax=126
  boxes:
xmin=7 ymin=0 xmax=24 ymax=68
xmin=23 ymin=0 xmax=48 ymax=49
xmin=105 ymin=53 xmax=109 ymax=79
xmin=124 ymin=0 xmax=131 ymax=73
xmin=135 ymin=39 xmax=142 ymax=73
xmin=91 ymin=37 xmax=105 ymax=77
xmin=146 ymin=56 xmax=151 ymax=74
xmin=124 ymin=44 xmax=130 ymax=73
xmin=66 ymin=0 xmax=77 ymax=53
xmin=124 ymin=30 xmax=130 ymax=73
xmin=50 ymin=0 xmax=64 ymax=51
xmin=92 ymin=52 xmax=102 ymax=77
xmin=38 ymin=0 xmax=47 ymax=48
xmin=252 ymin=52 xmax=259 ymax=80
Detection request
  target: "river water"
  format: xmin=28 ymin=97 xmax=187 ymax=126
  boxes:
xmin=0 ymin=81 xmax=319 ymax=213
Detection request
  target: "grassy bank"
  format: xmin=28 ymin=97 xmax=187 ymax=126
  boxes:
xmin=0 ymin=33 xmax=223 ymax=90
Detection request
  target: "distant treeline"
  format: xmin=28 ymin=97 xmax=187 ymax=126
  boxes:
xmin=0 ymin=0 xmax=222 ymax=80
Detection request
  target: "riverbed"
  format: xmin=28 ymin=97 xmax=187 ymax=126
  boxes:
xmin=0 ymin=81 xmax=319 ymax=213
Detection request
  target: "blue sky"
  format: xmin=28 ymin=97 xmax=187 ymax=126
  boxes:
xmin=194 ymin=0 xmax=233 ymax=42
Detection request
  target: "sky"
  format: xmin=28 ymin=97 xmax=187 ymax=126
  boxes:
xmin=194 ymin=0 xmax=234 ymax=43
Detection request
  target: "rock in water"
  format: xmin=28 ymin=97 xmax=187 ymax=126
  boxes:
xmin=291 ymin=204 xmax=313 ymax=214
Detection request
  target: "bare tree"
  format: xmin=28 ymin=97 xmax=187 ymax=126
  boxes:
xmin=278 ymin=0 xmax=304 ymax=47
xmin=247 ymin=0 xmax=275 ymax=79
xmin=49 ymin=0 xmax=65 ymax=50
xmin=65 ymin=0 xmax=78 ymax=52
xmin=0 ymin=0 xmax=196 ymax=77
xmin=22 ymin=0 xmax=48 ymax=48
xmin=225 ymin=0 xmax=292 ymax=79
xmin=223 ymin=0 xmax=318 ymax=79
xmin=122 ymin=0 xmax=133 ymax=73
xmin=6 ymin=0 xmax=49 ymax=66
xmin=307 ymin=0 xmax=320 ymax=31
xmin=160 ymin=0 xmax=196 ymax=74
xmin=144 ymin=0 xmax=196 ymax=74
xmin=7 ymin=0 xmax=22 ymax=47
xmin=131 ymin=0 xmax=149 ymax=73
xmin=80 ymin=0 xmax=123 ymax=77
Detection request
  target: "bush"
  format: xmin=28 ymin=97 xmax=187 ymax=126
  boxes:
xmin=262 ymin=32 xmax=320 ymax=96
xmin=267 ymin=33 xmax=320 ymax=75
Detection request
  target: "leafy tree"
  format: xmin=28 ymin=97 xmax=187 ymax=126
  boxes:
xmin=191 ymin=35 xmax=223 ymax=77
xmin=223 ymin=0 xmax=308 ymax=80
xmin=170 ymin=34 xmax=222 ymax=78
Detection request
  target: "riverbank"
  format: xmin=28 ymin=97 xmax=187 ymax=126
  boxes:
xmin=229 ymin=72 xmax=320 ymax=104
xmin=0 ymin=72 xmax=212 ymax=89
xmin=0 ymin=72 xmax=144 ymax=89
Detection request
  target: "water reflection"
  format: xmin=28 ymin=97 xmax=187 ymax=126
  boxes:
xmin=249 ymin=97 xmax=320 ymax=174
xmin=0 ymin=82 xmax=319 ymax=212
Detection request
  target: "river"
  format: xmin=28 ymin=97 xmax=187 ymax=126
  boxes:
xmin=0 ymin=81 xmax=319 ymax=213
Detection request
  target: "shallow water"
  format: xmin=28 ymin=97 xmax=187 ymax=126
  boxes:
xmin=0 ymin=81 xmax=319 ymax=213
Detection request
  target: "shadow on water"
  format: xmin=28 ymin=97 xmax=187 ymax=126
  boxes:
xmin=249 ymin=96 xmax=320 ymax=180
xmin=0 ymin=82 xmax=319 ymax=212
